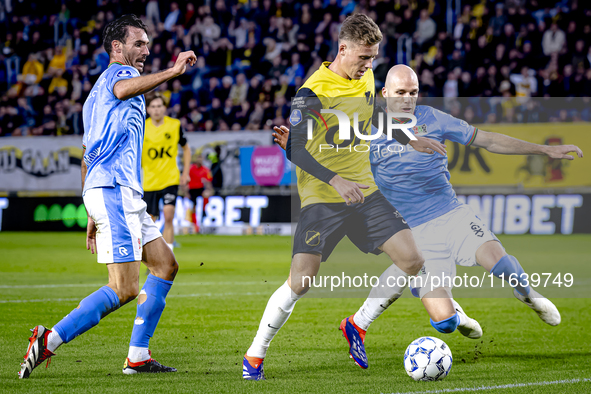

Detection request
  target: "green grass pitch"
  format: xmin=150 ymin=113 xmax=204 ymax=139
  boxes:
xmin=1 ymin=232 xmax=590 ymax=393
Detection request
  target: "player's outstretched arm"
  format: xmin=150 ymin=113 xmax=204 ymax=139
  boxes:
xmin=113 ymin=51 xmax=197 ymax=100
xmin=472 ymin=130 xmax=584 ymax=160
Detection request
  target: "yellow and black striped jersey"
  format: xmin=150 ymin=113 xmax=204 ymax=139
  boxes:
xmin=287 ymin=62 xmax=377 ymax=207
xmin=142 ymin=116 xmax=187 ymax=192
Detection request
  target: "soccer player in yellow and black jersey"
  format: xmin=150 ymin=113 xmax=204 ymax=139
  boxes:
xmin=142 ymin=93 xmax=191 ymax=252
xmin=243 ymin=14 xmax=425 ymax=380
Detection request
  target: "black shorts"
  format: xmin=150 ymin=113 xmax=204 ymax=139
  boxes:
xmin=188 ymin=188 xmax=205 ymax=205
xmin=143 ymin=185 xmax=178 ymax=216
xmin=293 ymin=191 xmax=410 ymax=262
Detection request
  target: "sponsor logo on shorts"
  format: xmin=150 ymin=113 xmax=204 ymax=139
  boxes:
xmin=393 ymin=210 xmax=407 ymax=224
xmin=163 ymin=193 xmax=176 ymax=204
xmin=470 ymin=222 xmax=484 ymax=237
xmin=119 ymin=247 xmax=129 ymax=256
xmin=305 ymin=230 xmax=321 ymax=246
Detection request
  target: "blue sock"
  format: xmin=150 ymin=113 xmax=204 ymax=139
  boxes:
xmin=430 ymin=313 xmax=459 ymax=334
xmin=129 ymin=274 xmax=173 ymax=348
xmin=53 ymin=286 xmax=120 ymax=343
xmin=490 ymin=255 xmax=531 ymax=296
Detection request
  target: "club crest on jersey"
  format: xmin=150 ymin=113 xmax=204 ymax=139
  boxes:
xmin=290 ymin=109 xmax=302 ymax=126
xmin=412 ymin=124 xmax=428 ymax=135
xmin=116 ymin=70 xmax=133 ymax=78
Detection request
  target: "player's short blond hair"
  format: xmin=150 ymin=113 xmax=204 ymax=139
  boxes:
xmin=146 ymin=92 xmax=166 ymax=107
xmin=339 ymin=14 xmax=383 ymax=47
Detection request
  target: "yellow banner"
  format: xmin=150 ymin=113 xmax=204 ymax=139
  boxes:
xmin=447 ymin=123 xmax=591 ymax=188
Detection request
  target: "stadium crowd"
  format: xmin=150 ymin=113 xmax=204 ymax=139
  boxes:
xmin=1 ymin=0 xmax=590 ymax=137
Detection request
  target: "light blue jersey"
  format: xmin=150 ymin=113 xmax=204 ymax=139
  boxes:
xmin=82 ymin=63 xmax=146 ymax=196
xmin=370 ymin=105 xmax=478 ymax=228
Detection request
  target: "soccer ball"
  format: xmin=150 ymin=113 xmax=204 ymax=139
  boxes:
xmin=404 ymin=336 xmax=452 ymax=381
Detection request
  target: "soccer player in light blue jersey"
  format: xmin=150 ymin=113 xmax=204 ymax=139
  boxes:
xmin=19 ymin=14 xmax=196 ymax=379
xmin=341 ymin=64 xmax=583 ymax=367
xmin=271 ymin=65 xmax=583 ymax=369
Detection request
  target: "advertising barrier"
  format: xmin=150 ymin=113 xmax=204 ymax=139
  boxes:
xmin=0 ymin=193 xmax=588 ymax=234
xmin=0 ymin=131 xmax=272 ymax=193
xmin=448 ymin=124 xmax=591 ymax=188
xmin=0 ymin=195 xmax=291 ymax=232
xmin=239 ymin=145 xmax=294 ymax=186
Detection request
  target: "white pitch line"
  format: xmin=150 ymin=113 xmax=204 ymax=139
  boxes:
xmin=384 ymin=377 xmax=591 ymax=394
xmin=0 ymin=291 xmax=268 ymax=304
xmin=0 ymin=280 xmax=282 ymax=289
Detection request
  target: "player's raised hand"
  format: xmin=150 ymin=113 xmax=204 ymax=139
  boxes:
xmin=273 ymin=126 xmax=289 ymax=150
xmin=546 ymin=144 xmax=584 ymax=160
xmin=86 ymin=217 xmax=97 ymax=254
xmin=172 ymin=51 xmax=197 ymax=76
xmin=329 ymin=175 xmax=369 ymax=205
xmin=409 ymin=136 xmax=447 ymax=156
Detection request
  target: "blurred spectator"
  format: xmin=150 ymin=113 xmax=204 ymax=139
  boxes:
xmin=21 ymin=54 xmax=43 ymax=85
xmin=163 ymin=2 xmax=180 ymax=32
xmin=443 ymin=72 xmax=458 ymax=98
xmin=542 ymin=23 xmax=566 ymax=56
xmin=489 ymin=4 xmax=507 ymax=37
xmin=229 ymin=73 xmax=248 ymax=106
xmin=47 ymin=47 xmax=66 ymax=75
xmin=571 ymin=40 xmax=587 ymax=70
xmin=146 ymin=0 xmax=161 ymax=26
xmin=510 ymin=67 xmax=538 ymax=98
xmin=188 ymin=154 xmax=213 ymax=231
xmin=285 ymin=53 xmax=304 ymax=86
xmin=207 ymin=145 xmax=224 ymax=194
xmin=414 ymin=9 xmax=436 ymax=52
xmin=2 ymin=0 xmax=591 ymax=138
xmin=219 ymin=76 xmax=233 ymax=102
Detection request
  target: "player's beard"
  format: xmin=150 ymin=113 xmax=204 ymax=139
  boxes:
xmin=123 ymin=48 xmax=146 ymax=73
xmin=135 ymin=56 xmax=146 ymax=72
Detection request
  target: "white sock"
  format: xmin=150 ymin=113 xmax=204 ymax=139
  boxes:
xmin=246 ymin=281 xmax=302 ymax=359
xmin=47 ymin=330 xmax=63 ymax=353
xmin=167 ymin=243 xmax=174 ymax=251
xmin=128 ymin=346 xmax=150 ymax=362
xmin=353 ymin=263 xmax=410 ymax=331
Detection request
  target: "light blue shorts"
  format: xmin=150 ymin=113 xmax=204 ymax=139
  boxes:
xmin=83 ymin=184 xmax=161 ymax=263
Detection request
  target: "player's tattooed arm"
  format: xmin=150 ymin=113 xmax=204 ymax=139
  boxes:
xmin=113 ymin=51 xmax=197 ymax=100
xmin=472 ymin=130 xmax=583 ymax=159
